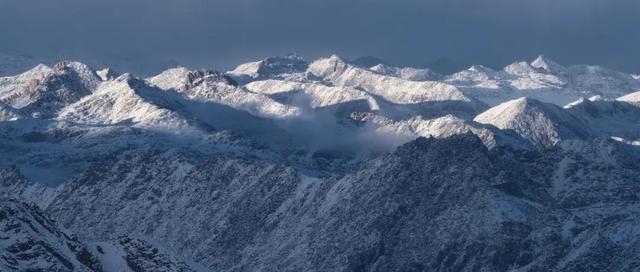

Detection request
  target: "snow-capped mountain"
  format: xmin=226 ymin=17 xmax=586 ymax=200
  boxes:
xmin=245 ymin=79 xmax=380 ymax=111
xmin=351 ymin=113 xmax=534 ymax=150
xmin=0 ymin=61 xmax=101 ymax=118
xmin=369 ymin=63 xmax=442 ymax=81
xmin=0 ymin=64 xmax=52 ymax=102
xmin=58 ymin=74 xmax=207 ymax=132
xmin=307 ymin=55 xmax=473 ymax=105
xmin=148 ymin=67 xmax=303 ymax=120
xmin=226 ymin=54 xmax=308 ymax=84
xmin=1 ymin=54 xmax=640 ymax=271
xmin=448 ymin=55 xmax=640 ymax=106
xmin=474 ymin=97 xmax=592 ymax=148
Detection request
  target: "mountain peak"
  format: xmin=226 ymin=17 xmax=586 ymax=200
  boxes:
xmin=227 ymin=54 xmax=308 ymax=82
xmin=327 ymin=54 xmax=347 ymax=63
xmin=307 ymin=55 xmax=349 ymax=78
xmin=475 ymin=97 xmax=592 ymax=147
xmin=148 ymin=67 xmax=234 ymax=92
xmin=52 ymin=60 xmax=94 ymax=74
xmin=531 ymin=55 xmax=565 ymax=72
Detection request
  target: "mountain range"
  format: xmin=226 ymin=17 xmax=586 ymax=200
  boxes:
xmin=0 ymin=54 xmax=639 ymax=271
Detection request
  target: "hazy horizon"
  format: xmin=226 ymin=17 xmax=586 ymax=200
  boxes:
xmin=1 ymin=0 xmax=639 ymax=75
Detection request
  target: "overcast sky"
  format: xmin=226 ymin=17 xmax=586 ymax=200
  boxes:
xmin=1 ymin=0 xmax=639 ymax=74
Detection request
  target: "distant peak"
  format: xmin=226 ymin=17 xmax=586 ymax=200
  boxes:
xmin=52 ymin=60 xmax=89 ymax=71
xmin=227 ymin=54 xmax=307 ymax=81
xmin=328 ymin=54 xmax=347 ymax=62
xmin=531 ymin=55 xmax=564 ymax=72
xmin=51 ymin=60 xmax=98 ymax=79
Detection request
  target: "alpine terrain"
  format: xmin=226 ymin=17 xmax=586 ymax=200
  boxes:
xmin=0 ymin=54 xmax=639 ymax=271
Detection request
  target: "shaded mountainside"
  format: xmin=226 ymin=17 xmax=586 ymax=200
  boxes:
xmin=0 ymin=198 xmax=100 ymax=272
xmin=0 ymin=197 xmax=200 ymax=272
xmin=2 ymin=134 xmax=639 ymax=271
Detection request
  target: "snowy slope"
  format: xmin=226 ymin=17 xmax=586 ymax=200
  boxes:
xmin=149 ymin=67 xmax=301 ymax=119
xmin=59 ymin=74 xmax=205 ymax=132
xmin=353 ymin=113 xmax=533 ymax=150
xmin=618 ymin=91 xmax=640 ymax=105
xmin=245 ymin=79 xmax=380 ymax=111
xmin=147 ymin=67 xmax=236 ymax=92
xmin=0 ymin=64 xmax=52 ymax=101
xmin=474 ymin=97 xmax=591 ymax=148
xmin=1 ymin=61 xmax=101 ymax=118
xmin=307 ymin=55 xmax=475 ymax=105
xmin=305 ymin=55 xmax=487 ymax=119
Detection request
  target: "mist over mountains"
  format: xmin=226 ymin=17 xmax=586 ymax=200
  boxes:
xmin=1 ymin=53 xmax=640 ymax=271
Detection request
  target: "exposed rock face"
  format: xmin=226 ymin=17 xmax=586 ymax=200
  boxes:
xmin=0 ymin=198 xmax=101 ymax=272
xmin=0 ymin=197 xmax=201 ymax=272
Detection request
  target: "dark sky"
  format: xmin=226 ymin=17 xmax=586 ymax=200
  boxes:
xmin=1 ymin=0 xmax=639 ymax=74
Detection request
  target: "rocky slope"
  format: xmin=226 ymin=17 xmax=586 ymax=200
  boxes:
xmin=0 ymin=198 xmax=100 ymax=272
xmin=0 ymin=197 xmax=200 ymax=272
xmin=4 ymin=134 xmax=639 ymax=271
